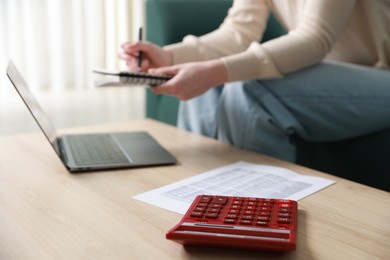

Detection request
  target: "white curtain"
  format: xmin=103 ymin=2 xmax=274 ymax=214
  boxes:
xmin=0 ymin=0 xmax=144 ymax=94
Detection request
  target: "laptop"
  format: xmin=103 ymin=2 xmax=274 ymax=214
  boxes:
xmin=6 ymin=61 xmax=177 ymax=172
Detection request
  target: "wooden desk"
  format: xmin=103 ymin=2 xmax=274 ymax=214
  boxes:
xmin=0 ymin=119 xmax=389 ymax=259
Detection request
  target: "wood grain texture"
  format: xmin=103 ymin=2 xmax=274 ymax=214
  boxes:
xmin=0 ymin=119 xmax=389 ymax=259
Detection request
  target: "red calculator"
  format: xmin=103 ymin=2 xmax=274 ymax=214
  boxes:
xmin=166 ymin=195 xmax=297 ymax=252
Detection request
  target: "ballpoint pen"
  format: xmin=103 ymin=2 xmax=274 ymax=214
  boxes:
xmin=138 ymin=27 xmax=143 ymax=67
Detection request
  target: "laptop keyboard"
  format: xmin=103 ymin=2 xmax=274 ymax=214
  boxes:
xmin=67 ymin=134 xmax=131 ymax=166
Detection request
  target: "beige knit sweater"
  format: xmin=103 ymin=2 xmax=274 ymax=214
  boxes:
xmin=164 ymin=0 xmax=390 ymax=82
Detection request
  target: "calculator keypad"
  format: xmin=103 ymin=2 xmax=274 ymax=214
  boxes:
xmin=187 ymin=196 xmax=294 ymax=230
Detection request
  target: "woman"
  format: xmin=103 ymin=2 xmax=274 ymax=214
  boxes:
xmin=120 ymin=0 xmax=390 ymax=162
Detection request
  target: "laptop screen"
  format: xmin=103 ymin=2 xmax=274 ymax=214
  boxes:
xmin=6 ymin=61 xmax=62 ymax=156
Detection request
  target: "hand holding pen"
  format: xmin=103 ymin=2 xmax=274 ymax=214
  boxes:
xmin=119 ymin=27 xmax=228 ymax=100
xmin=120 ymin=28 xmax=173 ymax=72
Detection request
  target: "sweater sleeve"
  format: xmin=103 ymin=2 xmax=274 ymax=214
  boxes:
xmin=164 ymin=0 xmax=269 ymax=64
xmin=165 ymin=0 xmax=357 ymax=82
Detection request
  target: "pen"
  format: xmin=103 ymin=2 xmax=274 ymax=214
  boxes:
xmin=138 ymin=27 xmax=143 ymax=68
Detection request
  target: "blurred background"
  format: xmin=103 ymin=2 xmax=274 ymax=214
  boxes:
xmin=0 ymin=0 xmax=146 ymax=135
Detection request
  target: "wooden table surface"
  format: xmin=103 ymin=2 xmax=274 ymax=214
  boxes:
xmin=0 ymin=119 xmax=389 ymax=259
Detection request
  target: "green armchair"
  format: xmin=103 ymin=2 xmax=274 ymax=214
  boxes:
xmin=145 ymin=0 xmax=390 ymax=191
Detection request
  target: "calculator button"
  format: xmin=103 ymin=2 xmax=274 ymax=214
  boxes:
xmin=230 ymin=205 xmax=241 ymax=209
xmin=205 ymin=212 xmax=219 ymax=219
xmin=242 ymin=210 xmax=255 ymax=215
xmin=241 ymin=215 xmax=254 ymax=220
xmin=194 ymin=207 xmax=205 ymax=212
xmin=209 ymin=203 xmax=223 ymax=208
xmin=232 ymin=200 xmax=243 ymax=205
xmin=277 ymin=217 xmax=291 ymax=224
xmin=261 ymin=198 xmax=274 ymax=203
xmin=190 ymin=212 xmax=203 ymax=217
xmin=278 ymin=208 xmax=291 ymax=213
xmin=199 ymin=196 xmax=212 ymax=203
xmin=240 ymin=219 xmax=252 ymax=225
xmin=226 ymin=213 xmax=238 ymax=219
xmin=256 ymin=216 xmax=269 ymax=222
xmin=212 ymin=196 xmax=228 ymax=205
xmin=224 ymin=218 xmax=237 ymax=224
xmin=256 ymin=221 xmax=269 ymax=226
xmin=278 ymin=203 xmax=291 ymax=208
xmin=259 ymin=202 xmax=272 ymax=207
xmin=228 ymin=209 xmax=240 ymax=214
xmin=243 ymin=206 xmax=256 ymax=210
xmin=197 ymin=203 xmax=208 ymax=207
xmin=245 ymin=201 xmax=257 ymax=206
xmin=258 ymin=206 xmax=271 ymax=212
xmin=258 ymin=211 xmax=271 ymax=216
xmin=278 ymin=212 xmax=291 ymax=217
xmin=206 ymin=208 xmax=221 ymax=213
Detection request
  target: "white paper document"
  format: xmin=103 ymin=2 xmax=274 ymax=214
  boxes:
xmin=133 ymin=161 xmax=335 ymax=214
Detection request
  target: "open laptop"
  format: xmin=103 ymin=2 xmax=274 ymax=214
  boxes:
xmin=6 ymin=61 xmax=176 ymax=172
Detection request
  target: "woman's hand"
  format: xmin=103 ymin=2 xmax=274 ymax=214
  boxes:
xmin=149 ymin=60 xmax=228 ymax=101
xmin=120 ymin=41 xmax=173 ymax=72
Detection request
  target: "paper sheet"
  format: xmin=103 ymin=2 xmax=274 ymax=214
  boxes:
xmin=133 ymin=161 xmax=335 ymax=214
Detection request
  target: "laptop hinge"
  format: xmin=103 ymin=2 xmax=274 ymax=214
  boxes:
xmin=57 ymin=138 xmax=70 ymax=164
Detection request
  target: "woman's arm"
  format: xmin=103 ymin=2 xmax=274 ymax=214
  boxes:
xmin=165 ymin=0 xmax=357 ymax=82
xmin=223 ymin=0 xmax=357 ymax=81
xmin=164 ymin=0 xmax=269 ymax=64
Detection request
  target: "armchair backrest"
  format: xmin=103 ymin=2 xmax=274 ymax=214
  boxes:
xmin=146 ymin=0 xmax=286 ymax=46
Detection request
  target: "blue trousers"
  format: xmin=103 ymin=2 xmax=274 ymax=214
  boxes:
xmin=178 ymin=61 xmax=390 ymax=162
